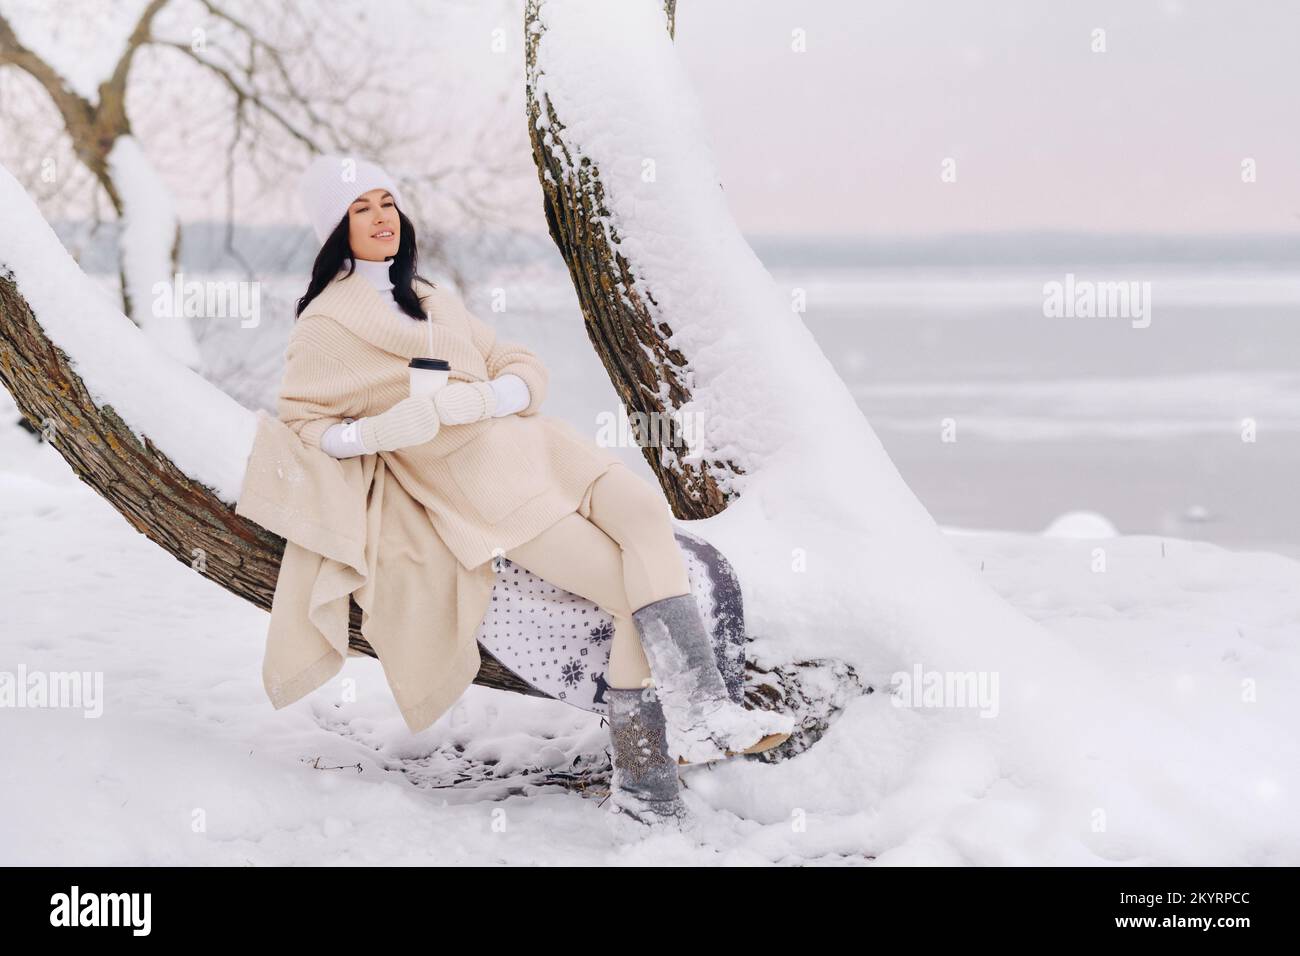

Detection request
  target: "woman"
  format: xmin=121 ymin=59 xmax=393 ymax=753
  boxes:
xmin=280 ymin=154 xmax=793 ymax=825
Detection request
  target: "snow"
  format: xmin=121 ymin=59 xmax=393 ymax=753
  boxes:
xmin=0 ymin=163 xmax=255 ymax=503
xmin=108 ymin=136 xmax=203 ymax=370
xmin=0 ymin=0 xmax=1296 ymax=865
xmin=1043 ymin=511 xmax=1120 ymax=538
xmin=2 ymin=403 xmax=1297 ymax=864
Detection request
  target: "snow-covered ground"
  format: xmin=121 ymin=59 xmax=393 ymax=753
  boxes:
xmin=3 ymin=390 xmax=1297 ymax=865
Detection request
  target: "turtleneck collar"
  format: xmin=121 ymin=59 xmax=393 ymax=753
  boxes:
xmin=350 ymin=257 xmax=396 ymax=298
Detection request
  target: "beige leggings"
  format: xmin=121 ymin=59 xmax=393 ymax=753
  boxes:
xmin=503 ymin=464 xmax=691 ymax=689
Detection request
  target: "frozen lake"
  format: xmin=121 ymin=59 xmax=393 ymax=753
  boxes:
xmin=788 ymin=267 xmax=1300 ymax=558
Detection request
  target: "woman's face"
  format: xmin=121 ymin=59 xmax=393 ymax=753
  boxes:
xmin=347 ymin=188 xmax=400 ymax=261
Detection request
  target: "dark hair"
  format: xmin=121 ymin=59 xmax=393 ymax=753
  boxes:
xmin=295 ymin=204 xmax=434 ymax=320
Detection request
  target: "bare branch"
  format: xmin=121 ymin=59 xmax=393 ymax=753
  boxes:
xmin=153 ymin=40 xmax=321 ymax=152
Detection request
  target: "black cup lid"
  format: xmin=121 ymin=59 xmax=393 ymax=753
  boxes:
xmin=409 ymin=358 xmax=450 ymax=371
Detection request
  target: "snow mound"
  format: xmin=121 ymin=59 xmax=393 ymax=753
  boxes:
xmin=1042 ymin=511 xmax=1120 ymax=538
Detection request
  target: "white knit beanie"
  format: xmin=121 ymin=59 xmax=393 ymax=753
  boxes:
xmin=298 ymin=153 xmax=406 ymax=246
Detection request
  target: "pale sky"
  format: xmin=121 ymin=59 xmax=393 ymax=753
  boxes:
xmin=672 ymin=0 xmax=1300 ymax=236
xmin=5 ymin=0 xmax=1298 ymax=238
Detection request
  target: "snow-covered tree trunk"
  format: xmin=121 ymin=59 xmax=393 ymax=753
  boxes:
xmin=522 ymin=0 xmax=882 ymax=750
xmin=525 ymin=0 xmax=736 ymax=517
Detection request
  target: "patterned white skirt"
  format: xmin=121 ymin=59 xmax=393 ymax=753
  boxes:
xmin=473 ymin=526 xmax=748 ymax=715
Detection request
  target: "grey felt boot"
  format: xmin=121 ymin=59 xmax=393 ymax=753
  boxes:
xmin=606 ymin=686 xmax=689 ymax=825
xmin=631 ymin=592 xmax=795 ymax=765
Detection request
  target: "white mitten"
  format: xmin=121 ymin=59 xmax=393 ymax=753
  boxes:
xmin=357 ymin=396 xmax=441 ymax=453
xmin=434 ymin=381 xmax=498 ymax=425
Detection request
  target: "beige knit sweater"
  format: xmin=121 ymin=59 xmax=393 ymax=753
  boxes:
xmin=277 ymin=268 xmax=623 ymax=570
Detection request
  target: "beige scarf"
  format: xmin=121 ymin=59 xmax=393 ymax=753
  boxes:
xmin=235 ymin=408 xmax=494 ymax=733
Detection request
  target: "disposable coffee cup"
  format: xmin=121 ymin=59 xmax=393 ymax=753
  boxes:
xmin=408 ymin=358 xmax=450 ymax=399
